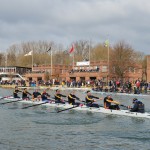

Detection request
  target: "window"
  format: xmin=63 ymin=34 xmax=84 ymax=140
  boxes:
xmin=102 ymin=66 xmax=107 ymax=72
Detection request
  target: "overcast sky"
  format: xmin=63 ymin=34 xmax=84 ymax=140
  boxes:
xmin=0 ymin=0 xmax=150 ymax=54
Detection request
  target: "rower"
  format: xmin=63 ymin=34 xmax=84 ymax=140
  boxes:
xmin=41 ymin=89 xmax=50 ymax=101
xmin=13 ymin=86 xmax=22 ymax=98
xmin=104 ymin=95 xmax=120 ymax=110
xmin=68 ymin=91 xmax=81 ymax=106
xmin=22 ymin=88 xmax=32 ymax=100
xmin=128 ymin=98 xmax=145 ymax=113
xmin=32 ymin=89 xmax=42 ymax=101
xmin=54 ymin=89 xmax=66 ymax=104
xmin=85 ymin=90 xmax=100 ymax=108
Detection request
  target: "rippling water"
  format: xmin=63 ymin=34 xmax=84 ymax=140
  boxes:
xmin=0 ymin=88 xmax=150 ymax=150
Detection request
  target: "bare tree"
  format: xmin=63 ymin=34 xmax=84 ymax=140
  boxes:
xmin=133 ymin=51 xmax=146 ymax=81
xmin=110 ymin=41 xmax=135 ymax=80
xmin=7 ymin=44 xmax=18 ymax=66
xmin=91 ymin=44 xmax=108 ymax=61
xmin=142 ymin=56 xmax=147 ymax=81
xmin=0 ymin=53 xmax=5 ymax=66
xmin=74 ymin=40 xmax=90 ymax=62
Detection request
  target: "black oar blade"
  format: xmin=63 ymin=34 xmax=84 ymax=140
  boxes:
xmin=57 ymin=105 xmax=79 ymax=113
xmin=22 ymin=101 xmax=49 ymax=109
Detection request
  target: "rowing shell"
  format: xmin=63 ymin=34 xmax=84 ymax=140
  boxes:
xmin=2 ymin=97 xmax=150 ymax=119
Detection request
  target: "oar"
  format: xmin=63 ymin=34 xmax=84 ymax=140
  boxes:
xmin=83 ymin=99 xmax=104 ymax=108
xmin=57 ymin=101 xmax=104 ymax=113
xmin=112 ymin=100 xmax=128 ymax=108
xmin=57 ymin=98 xmax=103 ymax=113
xmin=119 ymin=104 xmax=128 ymax=108
xmin=0 ymin=95 xmax=13 ymax=100
xmin=22 ymin=101 xmax=49 ymax=109
xmin=57 ymin=105 xmax=79 ymax=113
xmin=0 ymin=99 xmax=23 ymax=104
xmin=106 ymin=100 xmax=128 ymax=109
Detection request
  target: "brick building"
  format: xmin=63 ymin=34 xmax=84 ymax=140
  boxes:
xmin=147 ymin=55 xmax=150 ymax=82
xmin=25 ymin=64 xmax=71 ymax=82
xmin=25 ymin=60 xmax=143 ymax=83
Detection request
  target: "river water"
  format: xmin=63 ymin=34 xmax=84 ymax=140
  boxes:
xmin=0 ymin=88 xmax=150 ymax=150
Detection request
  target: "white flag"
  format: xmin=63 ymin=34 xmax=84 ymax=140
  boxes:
xmin=24 ymin=51 xmax=32 ymax=56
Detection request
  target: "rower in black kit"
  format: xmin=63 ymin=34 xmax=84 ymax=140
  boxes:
xmin=55 ymin=89 xmax=66 ymax=104
xmin=22 ymin=88 xmax=32 ymax=100
xmin=68 ymin=91 xmax=81 ymax=106
xmin=13 ymin=86 xmax=22 ymax=98
xmin=85 ymin=90 xmax=100 ymax=108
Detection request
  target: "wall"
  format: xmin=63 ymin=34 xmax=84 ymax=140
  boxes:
xmin=147 ymin=55 xmax=150 ymax=82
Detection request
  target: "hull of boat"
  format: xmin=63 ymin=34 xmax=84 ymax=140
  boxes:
xmin=2 ymin=97 xmax=150 ymax=119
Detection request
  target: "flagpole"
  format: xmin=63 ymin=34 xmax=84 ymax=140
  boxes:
xmin=51 ymin=48 xmax=53 ymax=77
xmin=108 ymin=44 xmax=109 ymax=84
xmin=73 ymin=52 xmax=74 ymax=70
xmin=32 ymin=50 xmax=33 ymax=71
xmin=89 ymin=40 xmax=91 ymax=68
xmin=69 ymin=44 xmax=75 ymax=70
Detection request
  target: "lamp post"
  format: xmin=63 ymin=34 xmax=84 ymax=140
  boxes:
xmin=5 ymin=53 xmax=7 ymax=71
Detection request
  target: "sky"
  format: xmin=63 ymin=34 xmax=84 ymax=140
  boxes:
xmin=0 ymin=0 xmax=150 ymax=54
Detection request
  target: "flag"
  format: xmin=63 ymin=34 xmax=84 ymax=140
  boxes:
xmin=69 ymin=44 xmax=74 ymax=53
xmin=24 ymin=51 xmax=32 ymax=56
xmin=104 ymin=40 xmax=109 ymax=47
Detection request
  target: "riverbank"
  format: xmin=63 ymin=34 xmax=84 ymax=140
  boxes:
xmin=0 ymin=84 xmax=91 ymax=91
xmin=1 ymin=84 xmax=150 ymax=94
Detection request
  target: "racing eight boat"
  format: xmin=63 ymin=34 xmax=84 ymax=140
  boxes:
xmin=1 ymin=97 xmax=150 ymax=119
